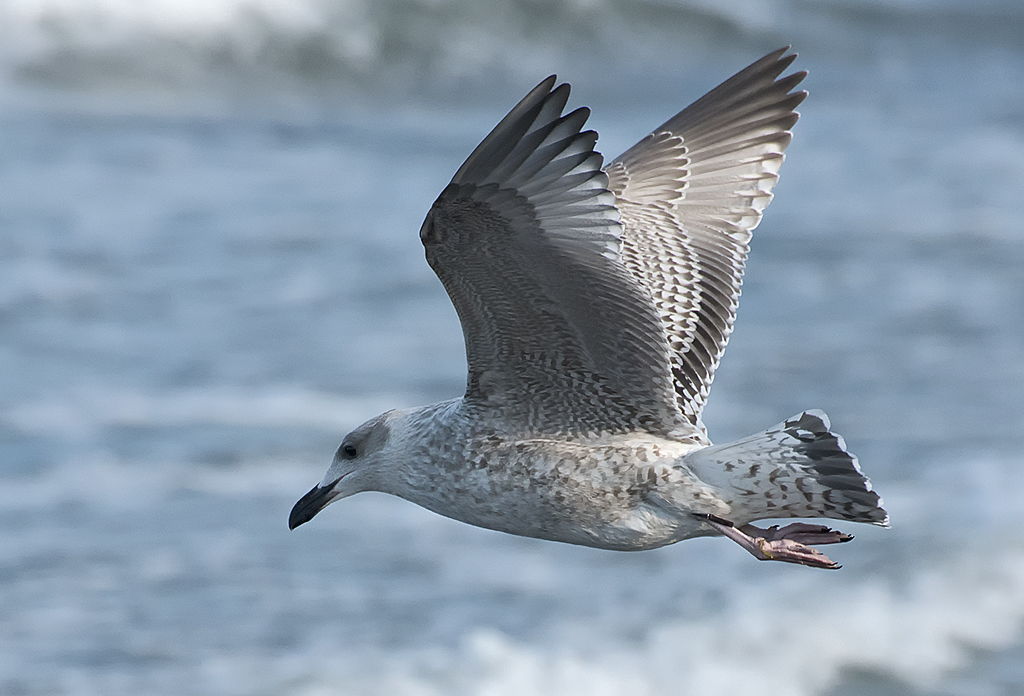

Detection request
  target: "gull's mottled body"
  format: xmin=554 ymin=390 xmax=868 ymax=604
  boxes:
xmin=368 ymin=400 xmax=714 ymax=551
xmin=290 ymin=48 xmax=888 ymax=568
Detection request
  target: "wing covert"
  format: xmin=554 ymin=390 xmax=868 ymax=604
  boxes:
xmin=421 ymin=77 xmax=692 ymax=438
xmin=606 ymin=47 xmax=808 ymax=433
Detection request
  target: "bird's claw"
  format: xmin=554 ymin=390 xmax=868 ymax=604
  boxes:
xmin=697 ymin=515 xmax=851 ymax=569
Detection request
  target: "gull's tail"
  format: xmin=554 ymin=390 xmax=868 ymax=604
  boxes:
xmin=683 ymin=410 xmax=889 ymax=527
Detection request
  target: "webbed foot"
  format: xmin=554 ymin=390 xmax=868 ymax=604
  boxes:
xmin=697 ymin=515 xmax=851 ymax=569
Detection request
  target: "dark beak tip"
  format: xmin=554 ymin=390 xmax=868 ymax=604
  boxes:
xmin=287 ymin=503 xmax=311 ymax=530
xmin=288 ymin=483 xmax=334 ymax=530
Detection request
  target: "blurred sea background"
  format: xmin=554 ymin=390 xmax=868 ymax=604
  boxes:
xmin=2 ymin=1 xmax=1023 ymax=694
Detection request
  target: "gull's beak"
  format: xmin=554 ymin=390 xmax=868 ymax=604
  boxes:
xmin=289 ymin=482 xmax=339 ymax=530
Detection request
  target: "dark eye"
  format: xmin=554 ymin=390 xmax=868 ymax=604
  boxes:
xmin=340 ymin=443 xmax=358 ymax=459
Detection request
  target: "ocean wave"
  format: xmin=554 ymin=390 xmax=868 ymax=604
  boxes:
xmin=363 ymin=556 xmax=1024 ymax=696
xmin=0 ymin=452 xmax=320 ymax=512
xmin=113 ymin=532 xmax=1024 ymax=696
xmin=1 ymin=0 xmax=1019 ymax=98
xmin=220 ymin=455 xmax=1024 ymax=695
xmin=4 ymin=418 xmax=1024 ymax=695
xmin=0 ymin=0 xmax=755 ymax=94
xmin=5 ymin=449 xmax=1024 ymax=695
xmin=2 ymin=386 xmax=412 ymax=437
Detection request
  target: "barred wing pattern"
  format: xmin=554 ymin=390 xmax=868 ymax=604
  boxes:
xmin=606 ymin=48 xmax=808 ymax=434
xmin=421 ymin=78 xmax=688 ymax=437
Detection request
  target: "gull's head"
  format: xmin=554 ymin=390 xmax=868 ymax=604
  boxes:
xmin=289 ymin=409 xmax=399 ymax=530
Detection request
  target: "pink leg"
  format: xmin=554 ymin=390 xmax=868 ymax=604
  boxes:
xmin=741 ymin=522 xmax=853 ymax=546
xmin=698 ymin=515 xmax=852 ymax=569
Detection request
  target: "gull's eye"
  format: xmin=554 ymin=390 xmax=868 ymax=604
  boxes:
xmin=339 ymin=443 xmax=358 ymax=459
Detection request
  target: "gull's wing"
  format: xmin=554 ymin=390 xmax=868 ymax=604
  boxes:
xmin=420 ymin=78 xmax=695 ymax=438
xmin=606 ymin=48 xmax=807 ymax=434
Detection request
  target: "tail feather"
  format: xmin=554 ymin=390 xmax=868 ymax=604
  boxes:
xmin=683 ymin=410 xmax=889 ymax=527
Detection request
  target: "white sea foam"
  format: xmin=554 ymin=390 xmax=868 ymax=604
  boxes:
xmin=138 ymin=539 xmax=1024 ymax=696
xmin=278 ymin=451 xmax=1024 ymax=695
xmin=219 ymin=539 xmax=1024 ymax=696
xmin=1 ymin=6 xmax=1021 ymax=694
xmin=3 ymin=449 xmax=1023 ymax=696
xmin=2 ymin=0 xmax=1018 ymax=95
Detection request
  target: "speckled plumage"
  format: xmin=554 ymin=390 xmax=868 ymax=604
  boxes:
xmin=290 ymin=48 xmax=888 ymax=569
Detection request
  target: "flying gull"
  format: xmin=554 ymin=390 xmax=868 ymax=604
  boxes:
xmin=289 ymin=48 xmax=888 ymax=569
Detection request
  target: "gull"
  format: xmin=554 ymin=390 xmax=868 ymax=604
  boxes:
xmin=289 ymin=48 xmax=888 ymax=569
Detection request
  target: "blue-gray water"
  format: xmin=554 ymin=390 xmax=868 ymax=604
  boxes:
xmin=2 ymin=1 xmax=1024 ymax=694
